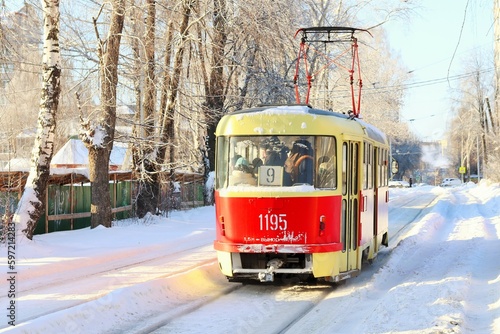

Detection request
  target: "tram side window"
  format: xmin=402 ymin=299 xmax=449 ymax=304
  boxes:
xmin=352 ymin=143 xmax=359 ymax=195
xmin=342 ymin=143 xmax=347 ymax=196
xmin=368 ymin=143 xmax=373 ymax=189
xmin=377 ymin=148 xmax=383 ymax=187
xmin=377 ymin=147 xmax=386 ymax=188
xmin=316 ymin=136 xmax=337 ymax=189
xmin=215 ymin=137 xmax=229 ymax=189
xmin=363 ymin=142 xmax=373 ymax=190
xmin=383 ymin=149 xmax=389 ymax=186
xmin=363 ymin=143 xmax=367 ymax=189
xmin=376 ymin=147 xmax=381 ymax=188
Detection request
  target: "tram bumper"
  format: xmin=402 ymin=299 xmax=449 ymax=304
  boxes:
xmin=216 ymin=250 xmax=314 ymax=282
xmin=216 ymin=248 xmax=341 ymax=282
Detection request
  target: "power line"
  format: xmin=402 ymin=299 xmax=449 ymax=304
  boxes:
xmin=365 ymin=67 xmax=494 ymax=94
xmin=447 ymin=0 xmax=471 ymax=83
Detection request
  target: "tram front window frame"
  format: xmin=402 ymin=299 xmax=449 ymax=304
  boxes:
xmin=216 ymin=135 xmax=337 ymax=190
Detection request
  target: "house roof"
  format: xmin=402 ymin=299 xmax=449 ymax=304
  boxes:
xmin=52 ymin=139 xmax=128 ymax=166
xmin=0 ymin=170 xmax=133 ymax=192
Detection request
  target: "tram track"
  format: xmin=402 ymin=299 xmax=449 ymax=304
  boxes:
xmin=132 ymin=280 xmax=243 ymax=334
xmin=126 ymin=189 xmax=442 ymax=334
xmin=135 ymin=281 xmax=338 ymax=334
xmin=0 ymin=242 xmax=217 ymax=330
xmin=6 ymin=242 xmax=212 ymax=297
xmin=274 ymin=283 xmax=340 ymax=334
xmin=388 ymin=188 xmax=441 ymax=242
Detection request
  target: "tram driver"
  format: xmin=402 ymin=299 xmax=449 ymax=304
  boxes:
xmin=257 ymin=137 xmax=292 ymax=186
xmin=259 ymin=136 xmax=288 ymax=166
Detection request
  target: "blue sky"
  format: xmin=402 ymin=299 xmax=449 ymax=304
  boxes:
xmin=384 ymin=0 xmax=494 ymax=141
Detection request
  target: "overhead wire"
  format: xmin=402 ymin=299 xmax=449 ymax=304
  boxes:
xmin=308 ymin=66 xmax=495 ymax=100
xmin=447 ymin=0 xmax=470 ymax=84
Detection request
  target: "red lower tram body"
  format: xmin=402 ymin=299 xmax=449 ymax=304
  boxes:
xmin=214 ymin=189 xmax=388 ymax=283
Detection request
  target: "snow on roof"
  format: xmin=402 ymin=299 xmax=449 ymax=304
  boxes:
xmin=52 ymin=139 xmax=88 ymax=165
xmin=52 ymin=139 xmax=128 ymax=166
xmin=116 ymin=105 xmax=135 ymax=115
xmin=3 ymin=157 xmax=30 ymax=171
xmin=17 ymin=128 xmax=37 ymax=138
xmin=110 ymin=143 xmax=128 ymax=166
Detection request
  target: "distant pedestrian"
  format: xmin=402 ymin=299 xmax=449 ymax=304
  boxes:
xmin=409 ymin=178 xmax=413 ymax=188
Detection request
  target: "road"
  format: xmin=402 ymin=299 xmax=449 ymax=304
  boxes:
xmin=4 ymin=185 xmax=499 ymax=333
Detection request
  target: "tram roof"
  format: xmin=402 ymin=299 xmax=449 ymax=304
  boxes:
xmin=230 ymin=104 xmax=345 ymax=117
xmin=217 ymin=104 xmax=388 ymax=145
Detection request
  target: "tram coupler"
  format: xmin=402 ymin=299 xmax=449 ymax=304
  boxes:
xmin=258 ymin=258 xmax=284 ymax=282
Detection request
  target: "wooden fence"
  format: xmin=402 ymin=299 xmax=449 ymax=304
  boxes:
xmin=0 ymin=170 xmax=205 ymax=235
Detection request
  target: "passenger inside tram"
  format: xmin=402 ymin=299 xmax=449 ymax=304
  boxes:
xmin=226 ymin=135 xmax=317 ymax=187
xmin=229 ymin=156 xmax=257 ymax=186
xmin=284 ymin=139 xmax=314 ymax=185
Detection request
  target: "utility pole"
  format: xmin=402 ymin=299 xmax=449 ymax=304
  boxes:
xmin=495 ymin=0 xmax=500 ymax=131
xmin=477 ymin=136 xmax=481 ymax=182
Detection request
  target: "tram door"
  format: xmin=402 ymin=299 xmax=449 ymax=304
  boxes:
xmin=340 ymin=141 xmax=360 ymax=272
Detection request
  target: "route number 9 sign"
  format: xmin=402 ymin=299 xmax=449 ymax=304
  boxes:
xmin=258 ymin=166 xmax=283 ymax=186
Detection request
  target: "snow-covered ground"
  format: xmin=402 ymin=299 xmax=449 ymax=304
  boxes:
xmin=1 ymin=181 xmax=500 ymax=333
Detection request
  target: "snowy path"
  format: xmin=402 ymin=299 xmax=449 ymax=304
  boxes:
xmin=1 ymin=184 xmax=500 ymax=333
xmin=1 ymin=207 xmax=221 ymax=333
xmin=283 ymin=186 xmax=500 ymax=333
xmin=6 ymin=244 xmax=215 ymax=325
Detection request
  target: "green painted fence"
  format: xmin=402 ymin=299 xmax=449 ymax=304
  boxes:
xmin=24 ymin=181 xmax=132 ymax=235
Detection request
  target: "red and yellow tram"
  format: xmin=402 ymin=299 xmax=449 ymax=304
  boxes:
xmin=213 ymin=104 xmax=389 ymax=283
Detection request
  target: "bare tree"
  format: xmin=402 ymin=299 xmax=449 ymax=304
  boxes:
xmin=13 ymin=0 xmax=61 ymax=239
xmin=133 ymin=0 xmax=159 ymax=218
xmin=487 ymin=0 xmax=500 ymax=181
xmin=196 ymin=0 xmax=299 ymax=203
xmin=0 ymin=3 xmax=43 ymax=170
xmin=80 ymin=0 xmax=125 ymax=228
xmin=449 ymin=55 xmax=494 ymax=180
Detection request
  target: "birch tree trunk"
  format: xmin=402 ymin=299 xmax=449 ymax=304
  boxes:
xmin=81 ymin=0 xmax=125 ymax=228
xmin=13 ymin=0 xmax=61 ymax=240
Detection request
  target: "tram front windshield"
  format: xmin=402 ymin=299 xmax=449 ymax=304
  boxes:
xmin=216 ymin=135 xmax=337 ymax=189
